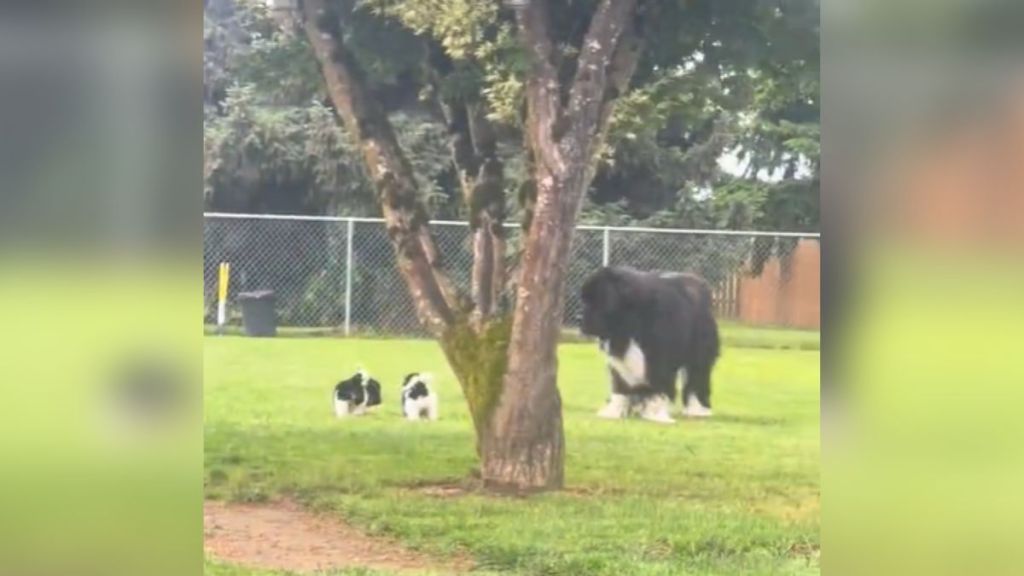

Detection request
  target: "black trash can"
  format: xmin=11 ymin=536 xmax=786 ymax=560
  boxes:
xmin=237 ymin=290 xmax=277 ymax=337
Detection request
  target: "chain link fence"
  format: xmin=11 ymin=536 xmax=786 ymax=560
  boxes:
xmin=204 ymin=213 xmax=820 ymax=336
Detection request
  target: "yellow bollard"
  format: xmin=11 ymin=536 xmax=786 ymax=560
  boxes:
xmin=217 ymin=262 xmax=230 ymax=331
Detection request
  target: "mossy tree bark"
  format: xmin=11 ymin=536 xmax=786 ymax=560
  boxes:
xmin=299 ymin=0 xmax=642 ymax=492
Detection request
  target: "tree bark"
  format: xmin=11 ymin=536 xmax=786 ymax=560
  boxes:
xmin=478 ymin=0 xmax=640 ymax=491
xmin=480 ymin=167 xmax=576 ymax=491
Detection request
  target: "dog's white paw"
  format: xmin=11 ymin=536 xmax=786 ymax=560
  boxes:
xmin=641 ymin=411 xmax=676 ymax=424
xmin=638 ymin=395 xmax=676 ymax=424
xmin=683 ymin=394 xmax=712 ymax=418
xmin=597 ymin=394 xmax=630 ymax=419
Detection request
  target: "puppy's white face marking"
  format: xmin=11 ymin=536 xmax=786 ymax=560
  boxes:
xmin=603 ymin=339 xmax=646 ymax=388
xmin=684 ymin=393 xmax=712 ymax=418
xmin=334 ymin=398 xmax=351 ymax=418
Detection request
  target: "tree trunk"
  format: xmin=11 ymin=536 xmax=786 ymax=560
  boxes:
xmin=439 ymin=318 xmax=511 ymax=447
xmin=476 ymin=0 xmax=641 ymax=491
xmin=478 ymin=154 xmax=596 ymax=490
xmin=299 ymin=0 xmax=642 ymax=493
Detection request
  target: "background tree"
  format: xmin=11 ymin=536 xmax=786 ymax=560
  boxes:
xmin=204 ymin=0 xmax=464 ymax=217
xmin=206 ymin=1 xmax=819 ymax=232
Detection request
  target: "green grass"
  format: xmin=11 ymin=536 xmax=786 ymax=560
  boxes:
xmin=715 ymin=322 xmax=819 ymax=351
xmin=205 ymin=335 xmax=819 ymax=575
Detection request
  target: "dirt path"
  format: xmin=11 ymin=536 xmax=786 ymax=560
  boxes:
xmin=204 ymin=499 xmax=471 ymax=574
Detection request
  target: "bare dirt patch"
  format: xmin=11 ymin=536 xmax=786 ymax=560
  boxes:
xmin=204 ymin=499 xmax=472 ymax=574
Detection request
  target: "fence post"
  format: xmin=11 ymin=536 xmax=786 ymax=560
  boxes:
xmin=602 ymin=227 xmax=611 ymax=267
xmin=344 ymin=218 xmax=354 ymax=336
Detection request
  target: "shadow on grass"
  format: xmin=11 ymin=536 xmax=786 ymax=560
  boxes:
xmin=707 ymin=414 xmax=789 ymax=427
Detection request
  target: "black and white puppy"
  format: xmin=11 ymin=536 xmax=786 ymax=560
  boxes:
xmin=333 ymin=369 xmax=382 ymax=417
xmin=580 ymin=267 xmax=720 ymax=423
xmin=400 ymin=372 xmax=438 ymax=421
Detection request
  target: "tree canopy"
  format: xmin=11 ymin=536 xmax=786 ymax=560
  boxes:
xmin=204 ymin=0 xmax=819 ymax=233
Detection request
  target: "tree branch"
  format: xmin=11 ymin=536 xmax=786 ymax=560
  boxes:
xmin=299 ymin=0 xmax=463 ymax=334
xmin=466 ymin=102 xmax=507 ymax=322
xmin=591 ymin=10 xmax=643 ymax=168
xmin=426 ymin=46 xmax=507 ymax=325
xmin=447 ymin=103 xmax=506 ymax=323
xmin=564 ymin=0 xmax=639 ymax=162
xmin=515 ymin=0 xmax=566 ymax=175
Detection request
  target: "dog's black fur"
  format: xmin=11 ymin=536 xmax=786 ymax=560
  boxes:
xmin=401 ymin=374 xmax=431 ymax=403
xmin=580 ymin=266 xmax=720 ymax=408
xmin=334 ymin=371 xmax=382 ymax=411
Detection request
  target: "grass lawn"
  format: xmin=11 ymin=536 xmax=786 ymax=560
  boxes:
xmin=204 ymin=334 xmax=819 ymax=575
xmin=204 ymin=322 xmax=820 ymax=351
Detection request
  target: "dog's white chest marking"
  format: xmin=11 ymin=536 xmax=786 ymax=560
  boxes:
xmin=602 ymin=339 xmax=647 ymax=388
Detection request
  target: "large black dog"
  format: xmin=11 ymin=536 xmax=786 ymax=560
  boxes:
xmin=580 ymin=266 xmax=720 ymax=423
